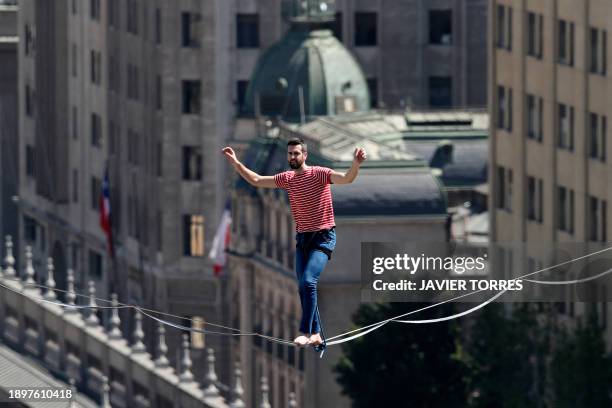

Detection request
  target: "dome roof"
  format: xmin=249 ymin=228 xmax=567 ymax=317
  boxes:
xmin=242 ymin=28 xmax=370 ymax=121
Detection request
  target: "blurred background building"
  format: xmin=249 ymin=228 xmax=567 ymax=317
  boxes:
xmin=3 ymin=0 xmax=490 ymax=406
xmin=489 ymin=0 xmax=610 ymax=335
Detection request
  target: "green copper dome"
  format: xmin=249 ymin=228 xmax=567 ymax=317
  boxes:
xmin=242 ymin=28 xmax=371 ymax=121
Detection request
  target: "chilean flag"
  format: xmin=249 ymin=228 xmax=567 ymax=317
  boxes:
xmin=209 ymin=200 xmax=232 ymax=276
xmin=99 ymin=166 xmax=114 ymax=258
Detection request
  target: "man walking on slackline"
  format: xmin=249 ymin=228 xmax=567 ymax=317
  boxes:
xmin=222 ymin=139 xmax=366 ymax=347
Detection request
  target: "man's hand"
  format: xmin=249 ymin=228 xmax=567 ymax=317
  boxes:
xmin=354 ymin=147 xmax=367 ymax=165
xmin=222 ymin=147 xmax=239 ymax=165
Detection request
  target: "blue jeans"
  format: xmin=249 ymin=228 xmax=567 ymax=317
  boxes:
xmin=295 ymin=228 xmax=336 ymax=334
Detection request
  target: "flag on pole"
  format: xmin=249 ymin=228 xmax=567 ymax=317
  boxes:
xmin=99 ymin=166 xmax=114 ymax=258
xmin=209 ymin=200 xmax=232 ymax=276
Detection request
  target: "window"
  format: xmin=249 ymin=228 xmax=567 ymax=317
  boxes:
xmin=156 ymin=74 xmax=162 ymax=110
xmin=526 ymin=175 xmax=543 ymax=223
xmin=90 ymin=50 xmax=102 ymax=85
xmin=155 ymin=8 xmax=162 ymax=44
xmin=182 ymin=80 xmax=201 ymax=114
xmin=108 ymin=56 xmax=118 ymax=92
xmin=26 ymin=145 xmax=35 ymax=177
xmin=558 ymin=20 xmax=575 ymax=66
xmin=497 ymin=86 xmax=512 ymax=131
xmin=156 ymin=141 xmax=162 ymax=177
xmin=496 ymin=5 xmax=512 ymax=50
xmin=71 ymin=44 xmax=77 ymax=77
xmin=24 ymin=216 xmax=37 ymax=243
xmin=429 ymin=10 xmax=452 ymax=45
xmin=354 ymin=12 xmax=377 ymax=46
xmin=127 ymin=0 xmax=139 ymax=35
xmin=24 ymin=23 xmax=33 ymax=56
xmin=527 ymin=12 xmax=543 ymax=58
xmin=367 ymin=78 xmax=378 ymax=108
xmin=91 ymin=113 xmax=102 ymax=147
xmin=25 ymin=84 xmax=33 ymax=117
xmin=127 ymin=129 xmax=139 ymax=165
xmin=429 ymin=77 xmax=452 ymax=107
xmin=183 ymin=146 xmax=202 ymax=180
xmin=90 ymin=0 xmax=100 ymax=21
xmin=527 ymin=93 xmax=543 ymax=141
xmin=558 ymin=103 xmax=574 ymax=151
xmin=127 ymin=63 xmax=140 ymax=100
xmin=72 ymin=106 xmax=78 ymax=140
xmin=182 ymin=12 xmax=202 ymax=47
xmin=557 ymin=185 xmax=574 ymax=234
xmin=72 ymin=0 xmax=78 ymax=15
xmin=108 ymin=0 xmax=117 ymax=27
xmin=236 ymin=14 xmax=259 ymax=48
xmin=183 ymin=215 xmax=205 ymax=257
xmin=73 ymin=169 xmax=78 ymax=202
xmin=589 ymin=113 xmax=607 ymax=162
xmin=88 ymin=250 xmax=102 ymax=279
xmin=91 ymin=177 xmax=101 ymax=210
xmin=236 ymin=80 xmax=248 ymax=111
xmin=496 ymin=166 xmax=513 ymax=212
xmin=590 ymin=27 xmax=607 ymax=76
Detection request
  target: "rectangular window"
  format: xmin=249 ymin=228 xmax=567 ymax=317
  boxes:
xmin=155 ymin=8 xmax=162 ymax=44
xmin=183 ymin=215 xmax=205 ymax=257
xmin=428 ymin=76 xmax=452 ymax=107
xmin=590 ymin=196 xmax=599 ymax=241
xmin=90 ymin=0 xmax=100 ymax=21
xmin=354 ymin=12 xmax=377 ymax=46
xmin=91 ymin=113 xmax=102 ymax=147
xmin=72 ymin=106 xmax=78 ymax=140
xmin=91 ymin=177 xmax=101 ymax=210
xmin=156 ymin=74 xmax=162 ymax=110
xmin=24 ymin=23 xmax=33 ymax=56
xmin=591 ymin=27 xmax=608 ymax=76
xmin=90 ymin=50 xmax=101 ymax=85
xmin=527 ymin=93 xmax=543 ymax=141
xmin=127 ymin=0 xmax=139 ymax=35
xmin=496 ymin=5 xmax=512 ymax=50
xmin=497 ymin=166 xmax=508 ymax=211
xmin=108 ymin=0 xmax=116 ymax=27
xmin=25 ymin=84 xmax=33 ymax=117
xmin=182 ymin=12 xmax=202 ymax=47
xmin=88 ymin=250 xmax=102 ymax=279
xmin=527 ymin=176 xmax=536 ymax=220
xmin=558 ymin=103 xmax=574 ymax=150
xmin=127 ymin=129 xmax=139 ymax=165
xmin=558 ymin=20 xmax=575 ymax=66
xmin=527 ymin=12 xmax=544 ymax=58
xmin=497 ymin=86 xmax=505 ymax=129
xmin=182 ymin=146 xmax=202 ymax=181
xmin=23 ymin=216 xmax=37 ymax=243
xmin=429 ymin=10 xmax=452 ymax=45
xmin=73 ymin=169 xmax=78 ymax=202
xmin=590 ymin=113 xmax=608 ymax=162
xmin=108 ymin=120 xmax=116 ymax=155
xmin=156 ymin=141 xmax=162 ymax=177
xmin=526 ymin=176 xmax=543 ymax=223
xmin=127 ymin=64 xmax=140 ymax=100
xmin=557 ymin=186 xmax=575 ymax=233
xmin=236 ymin=14 xmax=260 ymax=48
xmin=71 ymin=44 xmax=77 ymax=77
xmin=236 ymin=80 xmax=249 ymax=111
xmin=182 ymin=80 xmax=201 ymax=114
xmin=367 ymin=78 xmax=378 ymax=108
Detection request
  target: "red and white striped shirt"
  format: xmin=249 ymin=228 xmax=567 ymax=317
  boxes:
xmin=274 ymin=166 xmax=335 ymax=233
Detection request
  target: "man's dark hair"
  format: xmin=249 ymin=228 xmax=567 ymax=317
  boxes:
xmin=287 ymin=138 xmax=307 ymax=153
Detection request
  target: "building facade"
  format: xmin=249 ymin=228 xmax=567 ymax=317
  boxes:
xmin=489 ymin=0 xmax=611 ymax=333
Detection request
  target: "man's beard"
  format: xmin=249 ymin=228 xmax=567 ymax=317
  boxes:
xmin=289 ymin=159 xmax=301 ymax=169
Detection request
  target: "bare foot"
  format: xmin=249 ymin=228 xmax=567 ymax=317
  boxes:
xmin=293 ymin=335 xmax=311 ymax=347
xmin=309 ymin=333 xmax=323 ymax=346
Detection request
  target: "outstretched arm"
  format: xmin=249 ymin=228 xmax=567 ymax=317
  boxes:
xmin=330 ymin=147 xmax=367 ymax=184
xmin=222 ymin=147 xmax=277 ymax=188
